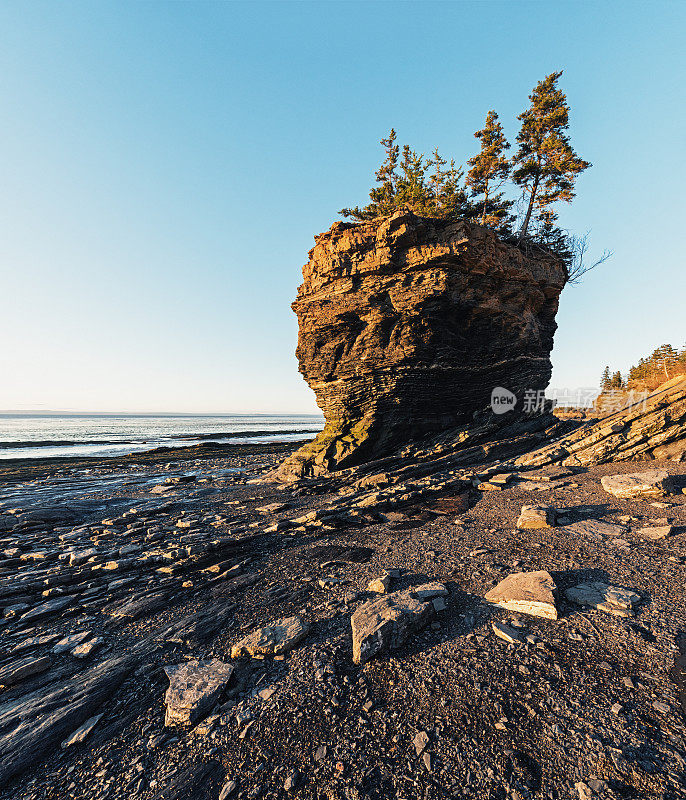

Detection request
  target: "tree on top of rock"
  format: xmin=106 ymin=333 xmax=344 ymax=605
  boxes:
xmin=465 ymin=110 xmax=513 ymax=233
xmin=512 ymin=71 xmax=591 ymax=241
xmin=340 ymin=132 xmax=470 ymax=221
xmin=340 ymin=129 xmax=400 ymax=220
xmin=338 ymin=73 xmax=607 ymax=285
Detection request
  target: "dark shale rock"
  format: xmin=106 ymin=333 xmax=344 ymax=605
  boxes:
xmin=0 ymin=654 xmax=137 ymax=787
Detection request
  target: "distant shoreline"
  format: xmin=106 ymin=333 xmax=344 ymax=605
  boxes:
xmin=0 ymin=413 xmax=324 ymax=462
xmin=0 ymin=428 xmax=322 ymax=449
xmin=0 ymin=439 xmax=305 ymax=481
xmin=0 ymin=411 xmax=323 ymax=418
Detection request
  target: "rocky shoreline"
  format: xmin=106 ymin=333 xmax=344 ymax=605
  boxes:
xmin=1 ymin=440 xmax=685 ymax=800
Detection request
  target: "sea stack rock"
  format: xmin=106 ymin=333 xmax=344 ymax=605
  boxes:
xmin=276 ymin=209 xmax=567 ymax=480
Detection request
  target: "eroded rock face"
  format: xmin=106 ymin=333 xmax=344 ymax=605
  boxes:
xmin=275 ymin=209 xmax=566 ymax=480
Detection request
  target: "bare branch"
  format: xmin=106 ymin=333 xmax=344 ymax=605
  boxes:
xmin=565 ymin=231 xmax=612 ymax=285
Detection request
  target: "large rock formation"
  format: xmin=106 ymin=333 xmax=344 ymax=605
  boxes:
xmin=275 ymin=209 xmax=567 ymax=480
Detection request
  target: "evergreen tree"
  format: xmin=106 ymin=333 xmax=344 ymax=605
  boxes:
xmin=600 ymin=366 xmax=611 ymax=390
xmin=466 ymin=110 xmax=513 ymax=231
xmin=340 ymin=131 xmax=470 ymax=221
xmin=610 ymin=370 xmax=624 ymax=389
xmin=428 ymin=148 xmax=448 ymax=208
xmin=439 ymin=159 xmax=471 ymax=219
xmin=512 ymin=71 xmax=591 ymax=241
xmin=396 ymin=144 xmax=429 ymax=212
xmin=340 ymin=129 xmax=399 ymax=220
xmin=652 ymin=343 xmax=679 ymax=378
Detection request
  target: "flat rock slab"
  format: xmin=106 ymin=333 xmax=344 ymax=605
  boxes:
xmin=351 ymin=585 xmax=444 ymax=664
xmin=561 ymin=519 xmax=627 ymax=541
xmin=525 ymin=467 xmax=574 ymax=481
xmin=61 ymin=713 xmax=103 ymax=749
xmin=18 ymin=596 xmax=73 ymax=624
xmin=230 ymin=616 xmax=310 ymax=658
xmin=0 ymin=655 xmax=51 ymax=686
xmin=492 ymin=621 xmax=523 ymax=643
xmin=164 ymin=659 xmax=234 ymax=727
xmin=52 ymin=631 xmax=91 ymax=653
xmin=489 ymin=472 xmax=516 ymax=485
xmin=516 ymin=505 xmax=555 ymax=529
xmin=73 ymin=637 xmax=104 ymax=658
xmin=565 ymin=581 xmax=640 ymax=617
xmin=108 ymin=592 xmax=168 ymax=622
xmin=485 ymin=571 xmax=558 ymax=620
xmin=255 ymin=502 xmax=289 ymax=514
xmin=601 ymin=470 xmax=673 ymax=499
xmin=636 ymin=525 xmax=674 ymax=540
xmin=411 ymin=583 xmax=448 ymax=601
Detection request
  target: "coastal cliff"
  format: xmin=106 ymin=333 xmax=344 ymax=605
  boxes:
xmin=275 ymin=209 xmax=567 ymax=480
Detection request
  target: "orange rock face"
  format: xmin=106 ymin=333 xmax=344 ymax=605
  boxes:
xmin=276 ymin=209 xmax=567 ymax=480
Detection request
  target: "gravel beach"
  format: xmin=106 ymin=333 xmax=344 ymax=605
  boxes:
xmin=1 ymin=443 xmax=685 ymax=800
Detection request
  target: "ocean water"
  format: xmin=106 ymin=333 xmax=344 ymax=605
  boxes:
xmin=0 ymin=414 xmax=324 ymax=460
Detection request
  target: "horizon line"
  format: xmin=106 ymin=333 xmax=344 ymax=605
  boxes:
xmin=0 ymin=409 xmax=324 ymax=417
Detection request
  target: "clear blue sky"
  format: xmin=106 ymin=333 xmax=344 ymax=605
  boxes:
xmin=1 ymin=1 xmax=684 ymax=413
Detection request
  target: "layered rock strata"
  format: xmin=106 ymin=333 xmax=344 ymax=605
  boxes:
xmin=276 ymin=209 xmax=566 ymax=480
xmin=516 ymin=376 xmax=686 ymax=468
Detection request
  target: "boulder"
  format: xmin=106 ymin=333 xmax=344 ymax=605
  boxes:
xmin=600 ymin=470 xmax=673 ymax=499
xmin=368 ymin=574 xmax=391 ymax=594
xmin=163 ymin=659 xmax=234 ymax=726
xmin=351 ymin=585 xmax=445 ymax=664
xmin=273 ymin=210 xmax=566 ymax=479
xmin=485 ymin=570 xmax=558 ymax=620
xmin=230 ymin=616 xmax=310 ymax=658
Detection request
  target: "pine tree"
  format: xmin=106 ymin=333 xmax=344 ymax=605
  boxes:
xmin=600 ymin=366 xmax=611 ymax=390
xmin=652 ymin=343 xmax=679 ymax=378
xmin=466 ymin=110 xmax=513 ymax=231
xmin=340 ymin=130 xmax=470 ymax=221
xmin=340 ymin=129 xmax=400 ymax=220
xmin=610 ymin=371 xmax=624 ymax=389
xmin=512 ymin=71 xmax=591 ymax=241
xmin=428 ymin=148 xmax=448 ymax=209
xmin=396 ymin=145 xmax=428 ymax=212
xmin=440 ymin=159 xmax=471 ymax=219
